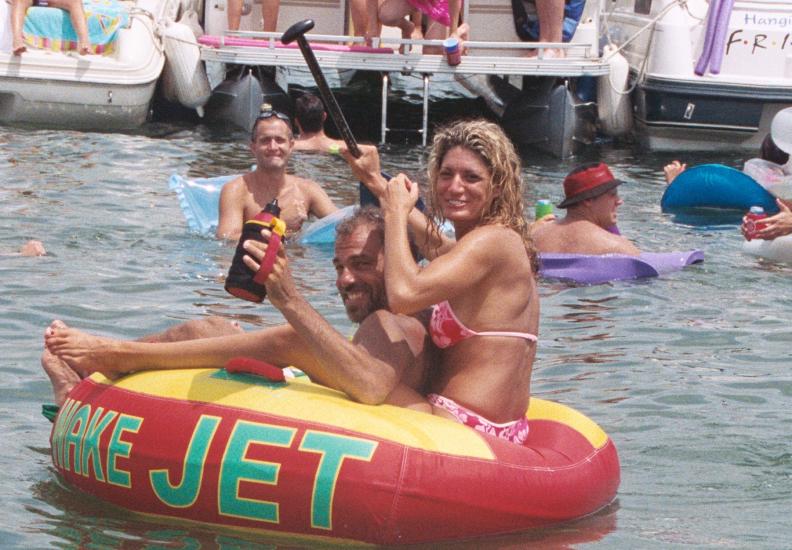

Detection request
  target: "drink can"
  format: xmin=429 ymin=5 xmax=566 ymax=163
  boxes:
xmin=535 ymin=199 xmax=554 ymax=220
xmin=744 ymin=205 xmax=768 ymax=241
xmin=443 ymin=37 xmax=462 ymax=66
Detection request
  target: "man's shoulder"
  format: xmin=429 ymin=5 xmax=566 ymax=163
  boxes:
xmin=363 ymin=309 xmax=429 ymax=335
xmin=221 ymin=173 xmax=249 ymax=194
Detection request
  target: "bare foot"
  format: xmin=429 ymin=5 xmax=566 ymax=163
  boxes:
xmin=45 ymin=320 xmax=124 ymax=378
xmin=524 ymin=47 xmax=566 ymax=59
xmin=41 ymin=349 xmax=81 ymax=407
xmin=398 ymin=19 xmax=415 ymax=54
xmin=12 ymin=38 xmax=26 ymax=56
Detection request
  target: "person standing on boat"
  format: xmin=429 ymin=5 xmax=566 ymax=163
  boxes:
xmin=43 ymin=207 xmax=435 ymax=411
xmin=368 ymin=0 xmax=461 ymax=53
xmin=292 ymin=93 xmax=346 ymax=153
xmin=531 ymin=162 xmax=640 ymax=256
xmin=11 ymin=0 xmax=91 ymax=55
xmin=344 ymin=119 xmax=539 ymax=444
xmin=227 ymin=0 xmax=279 ymax=32
xmin=216 ymin=105 xmax=339 ymax=241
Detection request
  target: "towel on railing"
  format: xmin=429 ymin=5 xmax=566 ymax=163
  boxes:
xmin=23 ymin=0 xmax=130 ymax=54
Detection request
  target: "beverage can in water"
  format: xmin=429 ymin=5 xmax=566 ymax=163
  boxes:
xmin=535 ymin=199 xmax=554 ymax=220
xmin=744 ymin=205 xmax=768 ymax=241
xmin=225 ymin=199 xmax=287 ymax=302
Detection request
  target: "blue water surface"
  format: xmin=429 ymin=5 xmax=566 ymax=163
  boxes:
xmin=1 ymin=123 xmax=791 ymax=549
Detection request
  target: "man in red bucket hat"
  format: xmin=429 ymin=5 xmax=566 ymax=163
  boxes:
xmin=532 ymin=162 xmax=640 ymax=255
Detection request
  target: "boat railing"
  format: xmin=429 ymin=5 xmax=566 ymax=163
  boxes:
xmin=199 ymin=30 xmax=610 ymax=78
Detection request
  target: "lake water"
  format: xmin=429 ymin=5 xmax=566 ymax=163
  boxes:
xmin=2 ymin=119 xmax=791 ymax=549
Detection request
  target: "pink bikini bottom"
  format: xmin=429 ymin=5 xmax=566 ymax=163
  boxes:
xmin=427 ymin=393 xmax=529 ymax=445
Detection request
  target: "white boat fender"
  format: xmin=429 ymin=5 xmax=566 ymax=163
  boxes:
xmin=743 ymin=235 xmax=792 ymax=264
xmin=162 ymin=19 xmax=211 ymax=115
xmin=597 ymin=44 xmax=633 ymax=137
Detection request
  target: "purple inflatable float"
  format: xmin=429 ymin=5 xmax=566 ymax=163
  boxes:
xmin=539 ymin=250 xmax=704 ymax=285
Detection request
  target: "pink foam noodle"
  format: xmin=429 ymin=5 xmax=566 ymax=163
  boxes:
xmin=197 ymin=34 xmax=394 ymax=54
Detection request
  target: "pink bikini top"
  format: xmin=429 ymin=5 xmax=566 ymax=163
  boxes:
xmin=429 ymin=300 xmax=538 ymax=349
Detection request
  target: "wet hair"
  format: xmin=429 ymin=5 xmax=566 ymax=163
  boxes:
xmin=295 ymin=93 xmax=325 ymax=133
xmin=336 ymin=206 xmax=420 ymax=261
xmin=760 ymin=134 xmax=789 ymax=165
xmin=425 ymin=118 xmax=537 ymax=272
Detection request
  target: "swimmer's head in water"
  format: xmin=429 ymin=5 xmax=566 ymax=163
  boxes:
xmin=558 ymin=163 xmax=622 ymax=208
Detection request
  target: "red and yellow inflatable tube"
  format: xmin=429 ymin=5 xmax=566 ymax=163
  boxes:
xmin=50 ymin=368 xmax=620 ymax=545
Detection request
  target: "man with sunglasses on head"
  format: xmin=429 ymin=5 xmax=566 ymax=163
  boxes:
xmin=216 ymin=105 xmax=339 ymax=241
xmin=531 ymin=162 xmax=640 ymax=256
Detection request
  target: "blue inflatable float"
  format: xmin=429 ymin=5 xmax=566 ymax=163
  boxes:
xmin=661 ymin=164 xmax=778 ymax=223
xmin=169 ymin=174 xmax=351 ymax=245
xmin=170 ymin=175 xmax=446 ymax=245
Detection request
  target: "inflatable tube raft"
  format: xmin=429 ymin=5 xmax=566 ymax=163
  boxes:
xmin=169 ymin=175 xmax=450 ymax=244
xmin=50 ymin=368 xmax=620 ymax=545
xmin=539 ymin=250 xmax=704 ymax=284
xmin=169 ymin=174 xmax=341 ymax=244
xmin=661 ymin=164 xmax=778 ymax=215
xmin=743 ymin=235 xmax=792 ymax=264
xmin=169 ymin=173 xmax=232 ymax=236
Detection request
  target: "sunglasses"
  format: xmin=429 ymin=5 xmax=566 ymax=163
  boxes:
xmin=251 ymin=108 xmax=293 ymax=139
xmin=256 ymin=109 xmax=291 ymax=124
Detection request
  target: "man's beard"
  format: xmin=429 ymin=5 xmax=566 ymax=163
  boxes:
xmin=342 ymin=284 xmax=387 ymax=323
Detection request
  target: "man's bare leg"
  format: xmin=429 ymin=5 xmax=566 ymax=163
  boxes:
xmin=262 ymin=0 xmax=279 ymax=32
xmin=11 ymin=0 xmax=34 ymax=55
xmin=526 ymin=0 xmax=565 ymax=58
xmin=42 ymin=317 xmax=243 ymax=405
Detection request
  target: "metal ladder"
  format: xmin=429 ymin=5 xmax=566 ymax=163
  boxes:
xmin=380 ymin=73 xmax=431 ymax=146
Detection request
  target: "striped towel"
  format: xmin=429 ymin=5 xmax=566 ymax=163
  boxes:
xmin=23 ymin=0 xmax=130 ymax=55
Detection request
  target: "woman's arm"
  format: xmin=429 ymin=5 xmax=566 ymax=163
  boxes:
xmin=342 ymin=144 xmax=454 ymax=256
xmin=381 ymin=178 xmax=505 ymax=313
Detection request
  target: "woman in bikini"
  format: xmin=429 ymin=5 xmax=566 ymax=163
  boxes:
xmin=44 ymin=119 xmax=538 ymax=445
xmin=367 ymin=0 xmax=461 ymax=53
xmin=345 ymin=118 xmax=539 ymax=445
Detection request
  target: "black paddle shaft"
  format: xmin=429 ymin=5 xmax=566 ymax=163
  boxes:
xmin=281 ymin=20 xmax=361 ymax=158
xmin=281 ymin=20 xmax=427 ymax=211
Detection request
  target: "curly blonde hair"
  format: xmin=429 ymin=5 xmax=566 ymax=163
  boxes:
xmin=425 ymin=119 xmax=537 ymax=271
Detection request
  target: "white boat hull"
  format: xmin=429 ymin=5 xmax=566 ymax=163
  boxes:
xmin=0 ymin=0 xmax=175 ymax=129
xmin=606 ymin=0 xmax=792 ymax=150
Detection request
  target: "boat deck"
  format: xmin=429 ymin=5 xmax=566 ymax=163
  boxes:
xmin=199 ymin=32 xmax=610 ymax=78
xmin=198 ymin=29 xmax=610 ymax=146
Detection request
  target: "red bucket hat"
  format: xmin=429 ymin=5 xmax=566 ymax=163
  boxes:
xmin=558 ymin=163 xmax=622 ymax=208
